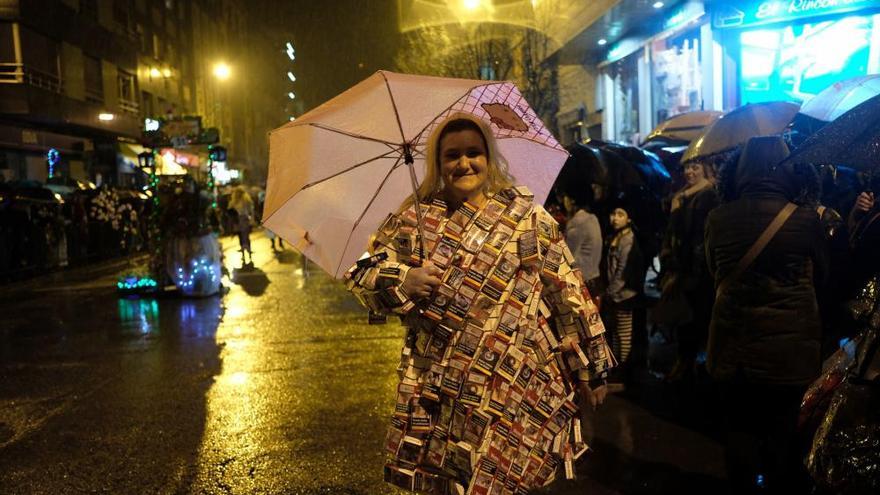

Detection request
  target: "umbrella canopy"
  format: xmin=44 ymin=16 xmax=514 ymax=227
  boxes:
xmin=681 ymin=101 xmax=800 ymax=164
xmin=784 ymin=92 xmax=880 ymax=171
xmin=264 ymin=70 xmax=567 ymax=278
xmin=644 ymin=111 xmax=724 ymax=144
xmin=799 ymin=75 xmax=880 ymax=123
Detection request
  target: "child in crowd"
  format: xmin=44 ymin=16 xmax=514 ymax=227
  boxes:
xmin=604 ymin=195 xmax=644 ymax=379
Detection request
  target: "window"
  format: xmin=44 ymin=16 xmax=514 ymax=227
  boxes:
xmin=141 ymin=90 xmax=154 ymax=118
xmin=152 ymin=33 xmax=161 ymax=59
xmin=113 ymin=0 xmax=129 ymax=28
xmin=118 ymin=70 xmax=137 ymax=113
xmin=84 ymin=55 xmax=103 ymax=103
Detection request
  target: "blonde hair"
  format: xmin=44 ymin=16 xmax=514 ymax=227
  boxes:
xmin=399 ymin=113 xmax=514 ymax=211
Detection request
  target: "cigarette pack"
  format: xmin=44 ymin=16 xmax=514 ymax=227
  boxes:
xmin=386 ymin=416 xmax=406 ymax=455
xmin=496 ymin=304 xmax=522 ymax=340
xmin=517 ymin=231 xmax=539 ymax=267
xmin=503 ymin=385 xmax=524 ymax=425
xmin=485 ymin=223 xmax=514 ymax=252
xmin=425 ymin=284 xmax=455 ymax=321
xmin=467 ymin=295 xmax=494 ymax=325
xmin=398 ymin=435 xmax=426 ymax=467
xmin=441 ymin=357 xmax=468 ymax=397
xmin=460 ymin=372 xmax=488 ymax=407
xmin=450 ymin=403 xmax=469 ymax=441
xmin=534 ymin=211 xmax=558 ymax=243
xmin=506 ymin=197 xmax=531 ymax=224
xmin=449 ymin=201 xmax=478 ymax=229
xmin=474 ymin=335 xmax=507 ymax=375
xmin=422 ymin=362 xmax=446 ymax=401
xmin=444 ymin=266 xmax=467 ymax=290
xmin=463 ymin=409 xmax=491 ymax=445
xmin=410 ymin=401 xmax=432 ymax=432
xmin=509 ymin=272 xmax=536 ymax=308
xmin=415 ymin=469 xmax=448 ymax=494
xmin=498 ymin=346 xmax=525 ymax=382
xmin=446 ymin=284 xmax=478 ymax=322
xmin=396 ymin=382 xmax=416 ymax=417
xmin=489 ymin=252 xmax=519 ymax=286
xmin=431 ymin=236 xmax=460 ymax=269
xmin=454 ymin=322 xmax=484 ymax=359
xmin=384 ymin=464 xmax=416 ymax=490
xmin=513 ymin=186 xmax=534 ymax=200
xmin=475 ymin=199 xmax=506 ymax=231
xmin=461 ymin=226 xmax=490 ymax=253
xmin=424 ymin=426 xmax=449 ymax=468
xmin=487 ymin=376 xmax=510 ymax=417
xmin=541 ymin=243 xmax=563 ymax=278
xmin=464 ymin=249 xmax=496 ymax=289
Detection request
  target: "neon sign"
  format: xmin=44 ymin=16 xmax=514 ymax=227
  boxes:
xmin=713 ymin=0 xmax=880 ymax=28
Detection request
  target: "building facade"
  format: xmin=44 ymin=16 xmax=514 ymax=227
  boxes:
xmin=549 ymin=0 xmax=880 ymax=145
xmin=0 ymin=0 xmax=286 ymax=186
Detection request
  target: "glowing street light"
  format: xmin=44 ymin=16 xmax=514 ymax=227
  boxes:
xmin=213 ymin=62 xmax=231 ymax=80
xmin=286 ymin=42 xmax=296 ymax=61
xmin=98 ymin=113 xmax=115 ymax=121
xmin=288 ymin=71 xmax=296 ymax=82
xmin=462 ymin=0 xmax=481 ymax=10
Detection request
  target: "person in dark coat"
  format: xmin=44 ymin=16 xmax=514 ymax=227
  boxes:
xmin=704 ymin=136 xmax=828 ymax=494
xmin=659 ymin=160 xmax=720 ymax=382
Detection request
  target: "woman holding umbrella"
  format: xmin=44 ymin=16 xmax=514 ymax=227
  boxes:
xmin=345 ymin=113 xmax=614 ymax=494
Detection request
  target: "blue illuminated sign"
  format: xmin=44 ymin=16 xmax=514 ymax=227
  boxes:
xmin=714 ymin=0 xmax=880 ymax=28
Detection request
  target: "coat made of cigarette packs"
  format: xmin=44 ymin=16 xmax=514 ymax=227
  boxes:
xmin=346 ymin=186 xmax=615 ymax=495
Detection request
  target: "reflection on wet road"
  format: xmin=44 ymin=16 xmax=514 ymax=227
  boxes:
xmin=0 ymin=232 xmax=724 ymax=494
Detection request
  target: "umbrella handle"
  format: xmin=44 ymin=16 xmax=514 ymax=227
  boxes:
xmin=405 ymin=143 xmax=427 ymax=266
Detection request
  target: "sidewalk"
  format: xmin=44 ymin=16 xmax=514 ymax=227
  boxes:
xmin=0 ymin=252 xmax=151 ymax=298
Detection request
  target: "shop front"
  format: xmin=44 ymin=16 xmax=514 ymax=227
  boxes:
xmin=598 ymin=1 xmax=718 ymax=144
xmin=711 ymin=0 xmax=880 ymax=104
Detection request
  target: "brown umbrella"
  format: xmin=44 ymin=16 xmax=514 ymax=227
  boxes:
xmin=681 ymin=101 xmax=800 ymax=164
xmin=645 ymin=111 xmax=723 ymax=143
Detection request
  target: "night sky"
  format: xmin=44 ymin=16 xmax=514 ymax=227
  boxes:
xmin=256 ymin=0 xmax=402 ymax=115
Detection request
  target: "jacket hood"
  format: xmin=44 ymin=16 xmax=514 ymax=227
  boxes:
xmin=733 ymin=136 xmax=796 ymax=200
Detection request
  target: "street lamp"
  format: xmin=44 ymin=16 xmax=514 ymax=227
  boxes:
xmin=213 ymin=62 xmax=231 ymax=80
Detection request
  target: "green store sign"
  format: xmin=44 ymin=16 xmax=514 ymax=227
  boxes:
xmin=713 ymin=0 xmax=880 ymax=28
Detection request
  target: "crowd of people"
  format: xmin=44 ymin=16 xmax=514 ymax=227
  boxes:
xmin=553 ymin=135 xmax=879 ymax=494
xmin=0 ymin=176 xmax=269 ymax=283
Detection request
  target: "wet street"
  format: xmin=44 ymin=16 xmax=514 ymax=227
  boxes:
xmin=0 ymin=231 xmax=727 ymax=494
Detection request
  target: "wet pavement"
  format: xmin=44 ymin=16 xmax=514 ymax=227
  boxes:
xmin=0 ymin=231 xmax=726 ymax=494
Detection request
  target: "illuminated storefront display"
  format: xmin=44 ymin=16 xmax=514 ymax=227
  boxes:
xmin=739 ymin=13 xmax=880 ymax=103
xmin=651 ymin=26 xmax=703 ymax=123
xmin=712 ymin=1 xmax=880 ymax=104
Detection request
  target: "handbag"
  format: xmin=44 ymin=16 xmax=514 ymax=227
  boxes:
xmin=807 ymin=328 xmax=880 ymax=494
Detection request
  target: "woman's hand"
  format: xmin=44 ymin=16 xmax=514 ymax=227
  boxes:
xmin=579 ymin=381 xmax=608 ymax=411
xmin=401 ymin=262 xmax=443 ymax=300
xmin=854 ymin=191 xmax=875 ymax=213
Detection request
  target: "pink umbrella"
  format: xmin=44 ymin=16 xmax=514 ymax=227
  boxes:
xmin=263 ymin=70 xmax=567 ymax=278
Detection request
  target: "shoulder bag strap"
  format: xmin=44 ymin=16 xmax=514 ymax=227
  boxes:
xmin=716 ymin=202 xmax=798 ymax=297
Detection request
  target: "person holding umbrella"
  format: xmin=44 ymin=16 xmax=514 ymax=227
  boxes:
xmin=345 ymin=113 xmax=614 ymax=494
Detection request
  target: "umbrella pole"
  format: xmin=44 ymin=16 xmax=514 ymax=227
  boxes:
xmin=404 ymin=144 xmax=427 ymax=266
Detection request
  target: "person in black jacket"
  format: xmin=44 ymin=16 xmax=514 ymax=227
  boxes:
xmin=705 ymin=136 xmax=828 ymax=494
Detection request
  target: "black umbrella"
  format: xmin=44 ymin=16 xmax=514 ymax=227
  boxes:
xmin=785 ymin=92 xmax=880 ymax=171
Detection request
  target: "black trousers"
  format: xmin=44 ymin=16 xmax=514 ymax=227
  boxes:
xmin=716 ymin=380 xmax=810 ymax=494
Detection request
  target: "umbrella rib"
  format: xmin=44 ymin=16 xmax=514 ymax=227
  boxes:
xmin=261 ymin=148 xmax=402 ymax=228
xmin=380 ymin=71 xmax=409 ymax=147
xmin=305 ymin=122 xmax=401 ymax=148
xmin=300 ymin=148 xmax=402 ymax=190
xmin=333 ymin=155 xmax=405 ymax=277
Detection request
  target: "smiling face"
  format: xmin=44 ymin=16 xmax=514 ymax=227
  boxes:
xmin=683 ymin=162 xmax=706 ymax=187
xmin=439 ymin=128 xmax=489 ymax=206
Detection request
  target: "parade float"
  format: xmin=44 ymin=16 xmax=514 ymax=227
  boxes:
xmin=118 ymin=117 xmax=226 ymax=297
